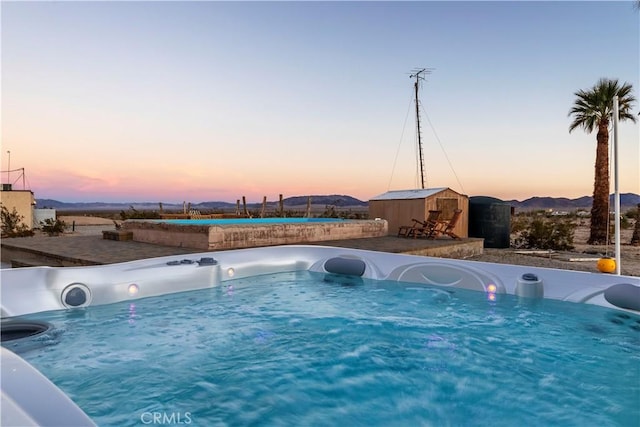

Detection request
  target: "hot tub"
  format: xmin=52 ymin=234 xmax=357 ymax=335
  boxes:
xmin=1 ymin=246 xmax=639 ymax=426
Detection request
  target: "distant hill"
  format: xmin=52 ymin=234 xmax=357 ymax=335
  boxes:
xmin=505 ymin=193 xmax=640 ymax=211
xmin=36 ymin=193 xmax=639 ymax=212
xmin=278 ymin=195 xmax=368 ymax=207
xmin=35 ymin=200 xmax=179 ymax=211
xmin=36 ymin=194 xmax=368 ymax=211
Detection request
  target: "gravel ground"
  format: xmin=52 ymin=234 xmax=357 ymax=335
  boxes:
xmin=468 ymin=226 xmax=640 ymax=276
xmin=468 ymin=247 xmax=640 ymax=276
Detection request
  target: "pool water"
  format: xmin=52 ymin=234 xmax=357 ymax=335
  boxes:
xmin=5 ymin=271 xmax=640 ymax=426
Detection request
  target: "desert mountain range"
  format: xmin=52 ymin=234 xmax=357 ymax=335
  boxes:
xmin=37 ymin=193 xmax=640 ymax=212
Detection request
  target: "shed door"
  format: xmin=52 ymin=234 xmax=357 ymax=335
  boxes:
xmin=436 ymin=198 xmax=458 ymax=220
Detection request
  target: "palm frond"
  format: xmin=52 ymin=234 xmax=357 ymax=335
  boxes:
xmin=568 ymin=78 xmax=637 ymax=134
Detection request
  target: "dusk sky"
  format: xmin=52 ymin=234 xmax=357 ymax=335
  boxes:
xmin=2 ymin=1 xmax=638 ymax=204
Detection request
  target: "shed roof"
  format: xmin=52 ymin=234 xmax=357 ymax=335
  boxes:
xmin=369 ymin=187 xmax=450 ymax=201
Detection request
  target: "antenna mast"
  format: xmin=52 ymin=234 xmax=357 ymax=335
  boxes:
xmin=409 ymin=68 xmax=431 ymax=189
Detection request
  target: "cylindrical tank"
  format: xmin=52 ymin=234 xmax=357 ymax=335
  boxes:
xmin=469 ymin=196 xmax=511 ymax=248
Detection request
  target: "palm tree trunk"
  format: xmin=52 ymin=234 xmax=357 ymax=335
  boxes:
xmin=588 ymin=122 xmax=610 ymax=244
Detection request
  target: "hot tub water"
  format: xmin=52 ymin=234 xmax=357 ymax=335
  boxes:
xmin=7 ymin=271 xmax=639 ymax=426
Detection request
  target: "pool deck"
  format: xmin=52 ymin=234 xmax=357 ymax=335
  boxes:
xmin=0 ymin=229 xmax=485 ymax=267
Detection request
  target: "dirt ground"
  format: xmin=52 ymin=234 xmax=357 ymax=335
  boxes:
xmin=58 ymin=216 xmax=640 ymax=277
xmin=59 ymin=216 xmax=119 ymax=226
xmin=468 ymin=226 xmax=640 ymax=277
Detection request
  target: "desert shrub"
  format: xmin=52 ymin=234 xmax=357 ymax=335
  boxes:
xmin=40 ymin=218 xmax=66 ymax=236
xmin=0 ymin=204 xmax=35 ymax=237
xmin=510 ymin=215 xmax=530 ymax=234
xmin=625 ymin=207 xmax=639 ymax=221
xmin=321 ymin=205 xmax=339 ymax=218
xmin=513 ymin=217 xmax=576 ymax=251
xmin=620 ymin=215 xmax=631 ymax=230
xmin=119 ymin=206 xmax=161 ymax=220
xmin=632 ymin=218 xmax=640 ymax=246
xmin=342 ymin=209 xmax=368 ymax=220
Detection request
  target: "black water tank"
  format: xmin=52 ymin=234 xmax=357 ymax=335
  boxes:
xmin=469 ymin=196 xmax=511 ymax=248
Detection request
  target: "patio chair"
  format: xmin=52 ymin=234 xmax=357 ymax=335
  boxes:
xmin=189 ymin=209 xmax=203 ymax=219
xmin=429 ymin=209 xmax=462 ymax=239
xmin=398 ymin=210 xmax=441 ymax=238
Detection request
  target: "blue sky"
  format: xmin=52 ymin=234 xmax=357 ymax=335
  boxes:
xmin=2 ymin=1 xmax=638 ymax=203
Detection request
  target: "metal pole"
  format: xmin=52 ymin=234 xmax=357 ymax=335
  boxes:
xmin=409 ymin=68 xmax=433 ymax=189
xmin=414 ymin=76 xmax=425 ymax=189
xmin=6 ymin=150 xmax=10 ymax=185
xmin=613 ymin=96 xmax=621 ymax=275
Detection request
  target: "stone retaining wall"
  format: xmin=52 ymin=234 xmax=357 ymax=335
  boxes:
xmin=123 ymin=219 xmax=389 ymax=250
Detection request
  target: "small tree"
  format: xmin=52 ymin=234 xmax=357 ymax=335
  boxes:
xmin=0 ymin=204 xmax=35 ymax=238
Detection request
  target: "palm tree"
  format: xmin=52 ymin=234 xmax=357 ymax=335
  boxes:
xmin=569 ymin=78 xmax=637 ymax=244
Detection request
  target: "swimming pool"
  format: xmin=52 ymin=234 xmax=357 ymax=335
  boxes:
xmin=1 ymin=246 xmax=639 ymax=426
xmin=122 ymin=218 xmax=388 ymax=250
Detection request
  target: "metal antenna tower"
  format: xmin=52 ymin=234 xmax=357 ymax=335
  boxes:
xmin=409 ymin=68 xmax=432 ymax=189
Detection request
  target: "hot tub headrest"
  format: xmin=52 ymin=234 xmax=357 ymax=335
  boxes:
xmin=603 ymin=283 xmax=640 ymax=312
xmin=323 ymin=257 xmax=366 ymax=277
